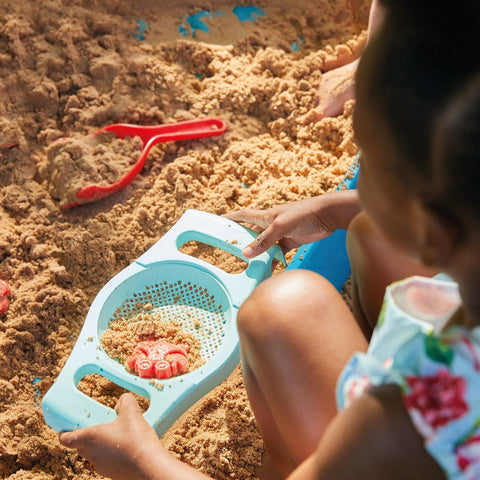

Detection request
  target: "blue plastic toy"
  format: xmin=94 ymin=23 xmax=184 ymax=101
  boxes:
xmin=287 ymin=158 xmax=359 ymax=290
xmin=42 ymin=209 xmax=284 ymax=436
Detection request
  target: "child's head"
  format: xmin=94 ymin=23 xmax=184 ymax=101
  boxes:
xmin=353 ymin=0 xmax=480 ymax=279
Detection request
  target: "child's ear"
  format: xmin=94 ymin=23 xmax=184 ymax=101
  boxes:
xmin=420 ymin=203 xmax=464 ymax=268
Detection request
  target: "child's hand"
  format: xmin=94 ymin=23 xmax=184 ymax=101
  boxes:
xmin=314 ymin=60 xmax=357 ymax=119
xmin=224 ymin=198 xmax=334 ymax=258
xmin=59 ymin=393 xmax=165 ymax=480
xmin=224 ymin=191 xmax=360 ymax=258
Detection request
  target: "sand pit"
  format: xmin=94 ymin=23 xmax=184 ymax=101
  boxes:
xmin=0 ymin=0 xmax=367 ymax=478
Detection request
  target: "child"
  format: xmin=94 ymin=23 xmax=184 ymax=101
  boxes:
xmin=58 ymin=0 xmax=480 ymax=478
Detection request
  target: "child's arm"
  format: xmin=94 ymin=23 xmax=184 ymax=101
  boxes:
xmin=60 ymin=386 xmax=446 ymax=480
xmin=289 ymin=384 xmax=446 ymax=479
xmin=224 ymin=189 xmax=360 ymax=258
xmin=59 ymin=393 xmax=211 ymax=480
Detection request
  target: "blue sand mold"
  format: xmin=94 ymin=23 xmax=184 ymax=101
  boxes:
xmin=287 ymin=160 xmax=360 ymax=291
xmin=232 ymin=6 xmax=266 ymax=22
xmin=133 ymin=20 xmax=148 ymax=41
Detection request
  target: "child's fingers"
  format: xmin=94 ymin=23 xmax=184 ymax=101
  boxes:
xmin=223 ymin=209 xmax=270 ymax=228
xmin=243 ymin=224 xmax=279 ymax=258
xmin=59 ymin=395 xmax=139 ymax=449
xmin=59 ymin=429 xmax=85 ymax=449
xmin=224 ymin=209 xmax=285 ymax=258
xmin=115 ymin=393 xmax=142 ymax=418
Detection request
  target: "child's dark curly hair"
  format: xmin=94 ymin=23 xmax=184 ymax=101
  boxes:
xmin=355 ymin=0 xmax=480 ymax=220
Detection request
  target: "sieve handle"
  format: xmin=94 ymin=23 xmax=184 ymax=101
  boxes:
xmin=42 ymin=363 xmax=119 ymax=432
xmin=136 ymin=209 xmax=285 ymax=307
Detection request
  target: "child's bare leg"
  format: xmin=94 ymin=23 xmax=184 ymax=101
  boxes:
xmin=346 ymin=211 xmax=437 ymax=338
xmin=237 ymin=270 xmax=368 ymax=478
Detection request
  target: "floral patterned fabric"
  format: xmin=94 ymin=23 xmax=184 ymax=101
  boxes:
xmin=336 ymin=275 xmax=480 ymax=479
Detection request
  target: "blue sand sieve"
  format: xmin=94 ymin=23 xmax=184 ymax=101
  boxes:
xmin=42 ymin=209 xmax=284 ymax=436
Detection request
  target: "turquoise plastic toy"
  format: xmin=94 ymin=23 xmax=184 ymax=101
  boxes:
xmin=42 ymin=209 xmax=284 ymax=436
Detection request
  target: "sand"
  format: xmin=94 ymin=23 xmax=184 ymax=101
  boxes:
xmin=0 ymin=0 xmax=367 ymax=478
xmin=42 ymin=133 xmax=144 ymax=207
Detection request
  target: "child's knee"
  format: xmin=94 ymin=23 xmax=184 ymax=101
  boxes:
xmin=237 ymin=269 xmax=335 ymax=342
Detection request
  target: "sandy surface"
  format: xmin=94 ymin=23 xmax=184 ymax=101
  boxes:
xmin=0 ymin=0 xmax=367 ymax=478
xmin=43 ymin=133 xmax=144 ymax=207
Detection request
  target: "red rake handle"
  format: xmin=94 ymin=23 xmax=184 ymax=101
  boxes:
xmin=96 ymin=118 xmax=227 ymax=143
xmin=62 ymin=118 xmax=227 ymax=208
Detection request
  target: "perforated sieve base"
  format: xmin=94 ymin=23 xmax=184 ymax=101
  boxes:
xmin=42 ymin=209 xmax=281 ymax=435
xmin=110 ymin=280 xmax=227 ymax=363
